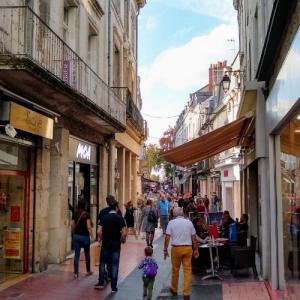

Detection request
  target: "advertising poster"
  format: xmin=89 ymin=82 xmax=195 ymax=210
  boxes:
xmin=4 ymin=228 xmax=21 ymax=259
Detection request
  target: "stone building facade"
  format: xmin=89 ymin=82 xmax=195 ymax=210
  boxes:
xmin=0 ymin=0 xmax=146 ymax=283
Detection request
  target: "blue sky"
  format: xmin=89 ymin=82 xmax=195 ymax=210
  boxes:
xmin=139 ymin=4 xmax=219 ymax=65
xmin=138 ymin=0 xmax=238 ymax=144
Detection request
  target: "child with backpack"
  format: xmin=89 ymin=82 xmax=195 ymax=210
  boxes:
xmin=138 ymin=246 xmax=158 ymax=300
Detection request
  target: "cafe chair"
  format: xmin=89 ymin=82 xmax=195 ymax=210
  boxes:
xmin=230 ymin=235 xmax=258 ymax=278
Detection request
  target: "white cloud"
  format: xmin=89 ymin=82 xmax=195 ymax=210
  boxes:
xmin=157 ymin=0 xmax=236 ymax=23
xmin=141 ymin=23 xmax=238 ymax=93
xmin=140 ymin=22 xmax=238 ymax=144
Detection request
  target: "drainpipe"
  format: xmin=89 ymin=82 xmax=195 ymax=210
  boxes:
xmin=108 ymin=0 xmax=112 ymax=87
xmin=107 ymin=0 xmax=112 ymax=195
xmin=135 ymin=6 xmax=140 ymax=104
xmin=31 ymin=147 xmax=37 ymax=273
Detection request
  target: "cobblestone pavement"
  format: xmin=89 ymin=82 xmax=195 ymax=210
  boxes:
xmin=0 ymin=230 xmax=293 ymax=300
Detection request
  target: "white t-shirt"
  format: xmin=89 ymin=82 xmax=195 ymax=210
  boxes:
xmin=166 ymin=217 xmax=196 ymax=246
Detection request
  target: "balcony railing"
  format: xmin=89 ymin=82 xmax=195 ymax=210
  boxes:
xmin=0 ymin=6 xmax=126 ymax=125
xmin=111 ymin=87 xmax=145 ymax=136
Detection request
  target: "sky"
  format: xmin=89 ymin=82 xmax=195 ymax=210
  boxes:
xmin=138 ymin=0 xmax=239 ymax=145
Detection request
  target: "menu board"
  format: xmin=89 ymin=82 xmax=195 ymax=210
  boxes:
xmin=4 ymin=228 xmax=21 ymax=259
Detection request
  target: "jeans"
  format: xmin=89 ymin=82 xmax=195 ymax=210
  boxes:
xmin=98 ymin=248 xmax=120 ymax=291
xmin=160 ymin=215 xmax=169 ymax=234
xmin=143 ymin=277 xmax=155 ymax=299
xmin=73 ymin=234 xmax=91 ymax=275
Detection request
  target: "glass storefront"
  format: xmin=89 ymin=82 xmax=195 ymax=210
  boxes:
xmin=0 ymin=142 xmax=29 ymax=283
xmin=68 ymin=137 xmax=98 ymax=244
xmin=280 ymin=116 xmax=300 ymax=284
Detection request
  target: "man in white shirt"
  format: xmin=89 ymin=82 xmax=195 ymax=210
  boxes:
xmin=163 ymin=207 xmax=199 ymax=300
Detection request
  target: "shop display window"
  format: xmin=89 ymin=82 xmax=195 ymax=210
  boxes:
xmin=0 ymin=175 xmax=25 ymax=283
xmin=280 ymin=117 xmax=300 ymax=282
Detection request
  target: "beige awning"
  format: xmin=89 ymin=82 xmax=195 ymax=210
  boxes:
xmin=161 ymin=116 xmax=253 ymax=166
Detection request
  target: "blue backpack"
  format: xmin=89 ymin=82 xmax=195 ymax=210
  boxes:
xmin=144 ymin=258 xmax=158 ymax=278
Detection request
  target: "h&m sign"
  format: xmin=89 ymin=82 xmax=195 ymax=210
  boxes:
xmin=76 ymin=143 xmax=91 ymax=160
xmin=69 ymin=136 xmax=97 ymax=164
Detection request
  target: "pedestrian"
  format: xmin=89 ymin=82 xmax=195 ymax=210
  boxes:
xmin=157 ymin=192 xmax=169 ymax=234
xmin=203 ymin=194 xmax=209 ymax=211
xmin=95 ymin=197 xmax=127 ymax=292
xmin=164 ymin=207 xmax=199 ymax=300
xmin=138 ymin=246 xmax=158 ymax=300
xmin=211 ymin=192 xmax=220 ymax=212
xmin=142 ymin=199 xmax=158 ymax=248
xmin=124 ymin=200 xmax=136 ymax=232
xmin=71 ymin=200 xmax=93 ymax=279
xmin=96 ymin=195 xmax=117 ymax=282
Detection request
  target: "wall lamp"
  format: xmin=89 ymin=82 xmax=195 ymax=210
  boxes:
xmin=221 ymin=70 xmax=245 ymax=93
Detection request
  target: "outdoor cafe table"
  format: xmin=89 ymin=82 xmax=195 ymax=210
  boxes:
xmin=199 ymin=241 xmax=225 ymax=280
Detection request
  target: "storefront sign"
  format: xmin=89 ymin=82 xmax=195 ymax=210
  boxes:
xmin=10 ymin=102 xmax=53 ymax=139
xmin=76 ymin=143 xmax=91 ymax=161
xmin=10 ymin=206 xmax=20 ymax=222
xmin=69 ymin=136 xmax=97 ymax=164
xmin=4 ymin=228 xmax=21 ymax=259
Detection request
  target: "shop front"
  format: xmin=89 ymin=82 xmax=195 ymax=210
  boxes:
xmin=68 ymin=136 xmax=99 ymax=242
xmin=266 ymin=29 xmax=300 ymax=290
xmin=0 ymin=98 xmax=54 ymax=283
xmin=0 ymin=141 xmax=30 ymax=283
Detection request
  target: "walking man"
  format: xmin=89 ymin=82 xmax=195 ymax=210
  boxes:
xmin=96 ymin=195 xmax=117 ymax=281
xmin=95 ymin=198 xmax=127 ymax=293
xmin=164 ymin=207 xmax=199 ymax=300
xmin=158 ymin=192 xmax=169 ymax=234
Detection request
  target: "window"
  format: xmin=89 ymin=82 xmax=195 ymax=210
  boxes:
xmin=280 ymin=114 xmax=300 ymax=286
xmin=63 ymin=6 xmax=70 ymax=43
xmin=130 ymin=5 xmax=136 ymax=55
xmin=88 ymin=22 xmax=98 ymax=72
xmin=124 ymin=0 xmax=129 ymax=36
xmin=113 ymin=45 xmax=121 ymax=87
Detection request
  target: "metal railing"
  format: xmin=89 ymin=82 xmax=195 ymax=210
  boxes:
xmin=0 ymin=6 xmax=126 ymax=125
xmin=111 ymin=86 xmax=145 ymax=135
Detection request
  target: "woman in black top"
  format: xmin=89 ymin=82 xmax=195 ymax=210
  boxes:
xmin=72 ymin=200 xmax=93 ymax=278
xmin=124 ymin=201 xmax=135 ymax=228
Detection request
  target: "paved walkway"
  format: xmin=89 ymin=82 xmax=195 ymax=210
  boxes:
xmin=0 ymin=230 xmax=280 ymax=300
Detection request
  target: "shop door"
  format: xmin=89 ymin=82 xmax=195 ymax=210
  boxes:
xmin=0 ymin=171 xmax=28 ymax=283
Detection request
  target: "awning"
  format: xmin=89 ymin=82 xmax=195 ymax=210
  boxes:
xmin=161 ymin=116 xmax=253 ymax=166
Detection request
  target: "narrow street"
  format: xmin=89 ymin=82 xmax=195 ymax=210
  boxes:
xmin=0 ymin=230 xmax=273 ymax=300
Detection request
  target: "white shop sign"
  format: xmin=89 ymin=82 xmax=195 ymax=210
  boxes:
xmin=69 ymin=136 xmax=97 ymax=164
xmin=76 ymin=143 xmax=91 ymax=161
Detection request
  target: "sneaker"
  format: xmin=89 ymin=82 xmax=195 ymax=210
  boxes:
xmin=111 ymin=289 xmax=118 ymax=293
xmin=183 ymin=295 xmax=190 ymax=300
xmin=94 ymin=283 xmax=104 ymax=290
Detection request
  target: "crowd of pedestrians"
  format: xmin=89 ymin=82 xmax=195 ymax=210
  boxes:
xmin=70 ymin=189 xmax=249 ymax=300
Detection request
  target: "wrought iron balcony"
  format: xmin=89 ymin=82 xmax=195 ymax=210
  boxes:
xmin=111 ymin=87 xmax=145 ymax=137
xmin=0 ymin=6 xmax=126 ymax=129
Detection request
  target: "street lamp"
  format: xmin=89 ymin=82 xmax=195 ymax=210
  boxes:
xmin=221 ymin=74 xmax=231 ymax=93
xmin=221 ymin=70 xmax=245 ymax=93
